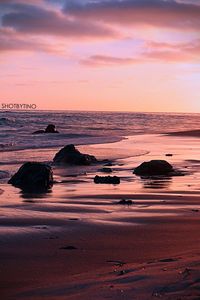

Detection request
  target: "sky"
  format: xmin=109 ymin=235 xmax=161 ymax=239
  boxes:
xmin=0 ymin=0 xmax=200 ymax=112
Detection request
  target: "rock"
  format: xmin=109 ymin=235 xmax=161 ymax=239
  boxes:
xmin=165 ymin=153 xmax=173 ymax=157
xmin=94 ymin=175 xmax=120 ymax=184
xmin=32 ymin=130 xmax=45 ymax=134
xmin=53 ymin=144 xmax=97 ymax=165
xmin=45 ymin=124 xmax=59 ymax=133
xmin=8 ymin=162 xmax=53 ymax=191
xmin=59 ymin=245 xmax=77 ymax=250
xmin=134 ymin=160 xmax=173 ymax=176
xmin=117 ymin=199 xmax=133 ymax=205
xmin=100 ymin=167 xmax=113 ymax=173
xmin=32 ymin=124 xmax=59 ymax=134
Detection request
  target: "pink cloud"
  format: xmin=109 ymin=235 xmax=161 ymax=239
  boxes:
xmin=81 ymin=54 xmax=141 ymax=67
xmin=80 ymin=38 xmax=200 ymax=67
xmin=0 ymin=28 xmax=57 ymax=53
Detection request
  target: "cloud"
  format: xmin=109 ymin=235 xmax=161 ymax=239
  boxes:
xmin=0 ymin=28 xmax=56 ymax=53
xmin=1 ymin=0 xmax=200 ymax=59
xmin=1 ymin=2 xmax=119 ymax=39
xmin=63 ymin=0 xmax=200 ymax=31
xmin=81 ymin=54 xmax=140 ymax=66
xmin=80 ymin=38 xmax=200 ymax=67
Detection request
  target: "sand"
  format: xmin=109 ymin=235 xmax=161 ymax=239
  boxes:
xmin=1 ymin=134 xmax=200 ymax=299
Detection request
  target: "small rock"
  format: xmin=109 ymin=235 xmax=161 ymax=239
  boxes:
xmin=94 ymin=175 xmax=120 ymax=184
xmin=60 ymin=246 xmax=77 ymax=250
xmin=32 ymin=124 xmax=59 ymax=134
xmin=118 ymin=199 xmax=133 ymax=205
xmin=45 ymin=124 xmax=59 ymax=133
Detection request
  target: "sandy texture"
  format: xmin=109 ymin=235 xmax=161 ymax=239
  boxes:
xmin=1 ymin=194 xmax=200 ymax=299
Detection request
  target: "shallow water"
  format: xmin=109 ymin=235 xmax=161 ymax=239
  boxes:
xmin=1 ymin=132 xmax=200 ymax=237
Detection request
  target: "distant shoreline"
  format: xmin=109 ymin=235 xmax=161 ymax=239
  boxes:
xmin=167 ymin=129 xmax=200 ymax=137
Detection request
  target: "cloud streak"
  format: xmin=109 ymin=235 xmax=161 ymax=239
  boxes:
xmin=1 ymin=2 xmax=119 ymax=39
xmin=0 ymin=28 xmax=56 ymax=53
xmin=63 ymin=0 xmax=200 ymax=31
xmin=81 ymin=38 xmax=200 ymax=67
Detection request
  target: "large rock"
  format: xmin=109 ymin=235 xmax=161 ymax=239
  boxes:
xmin=94 ymin=175 xmax=120 ymax=184
xmin=8 ymin=162 xmax=53 ymax=191
xmin=33 ymin=124 xmax=59 ymax=134
xmin=134 ymin=160 xmax=173 ymax=176
xmin=53 ymin=144 xmax=97 ymax=165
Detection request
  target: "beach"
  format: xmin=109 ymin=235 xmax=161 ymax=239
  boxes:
xmin=1 ymin=0 xmax=199 ymax=296
xmin=1 ymin=112 xmax=200 ymax=299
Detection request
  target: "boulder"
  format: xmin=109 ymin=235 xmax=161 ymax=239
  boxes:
xmin=32 ymin=124 xmax=59 ymax=134
xmin=134 ymin=160 xmax=173 ymax=176
xmin=8 ymin=162 xmax=53 ymax=191
xmin=53 ymin=144 xmax=97 ymax=165
xmin=94 ymin=175 xmax=120 ymax=184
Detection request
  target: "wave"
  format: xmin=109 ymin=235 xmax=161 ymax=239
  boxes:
xmin=0 ymin=170 xmax=9 ymax=179
xmin=0 ymin=117 xmax=15 ymax=126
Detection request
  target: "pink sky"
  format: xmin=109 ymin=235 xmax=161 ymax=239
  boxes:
xmin=0 ymin=0 xmax=200 ymax=112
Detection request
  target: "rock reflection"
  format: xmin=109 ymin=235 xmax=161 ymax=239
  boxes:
xmin=20 ymin=188 xmax=52 ymax=200
xmin=140 ymin=176 xmax=172 ymax=189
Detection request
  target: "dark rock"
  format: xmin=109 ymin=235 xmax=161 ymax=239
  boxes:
xmin=165 ymin=153 xmax=173 ymax=157
xmin=32 ymin=124 xmax=59 ymax=134
xmin=94 ymin=175 xmax=120 ymax=184
xmin=53 ymin=144 xmax=97 ymax=165
xmin=134 ymin=160 xmax=173 ymax=176
xmin=32 ymin=130 xmax=45 ymax=134
xmin=60 ymin=245 xmax=77 ymax=250
xmin=118 ymin=199 xmax=133 ymax=205
xmin=100 ymin=167 xmax=113 ymax=173
xmin=45 ymin=124 xmax=59 ymax=133
xmin=8 ymin=162 xmax=53 ymax=191
xmin=158 ymin=258 xmax=178 ymax=263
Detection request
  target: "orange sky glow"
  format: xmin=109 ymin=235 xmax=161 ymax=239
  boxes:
xmin=0 ymin=0 xmax=200 ymax=112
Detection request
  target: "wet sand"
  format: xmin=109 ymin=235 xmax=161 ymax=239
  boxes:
xmin=1 ymin=134 xmax=200 ymax=299
xmin=2 ymin=210 xmax=200 ymax=299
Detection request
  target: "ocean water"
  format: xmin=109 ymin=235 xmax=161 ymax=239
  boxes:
xmin=0 ymin=110 xmax=200 ymax=152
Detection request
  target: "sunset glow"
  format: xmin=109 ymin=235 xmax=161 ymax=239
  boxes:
xmin=0 ymin=0 xmax=200 ymax=112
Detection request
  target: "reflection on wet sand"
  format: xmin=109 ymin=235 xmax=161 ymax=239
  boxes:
xmin=140 ymin=176 xmax=172 ymax=189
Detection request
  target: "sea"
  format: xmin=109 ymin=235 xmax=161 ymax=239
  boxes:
xmin=1 ymin=110 xmax=200 ymax=152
